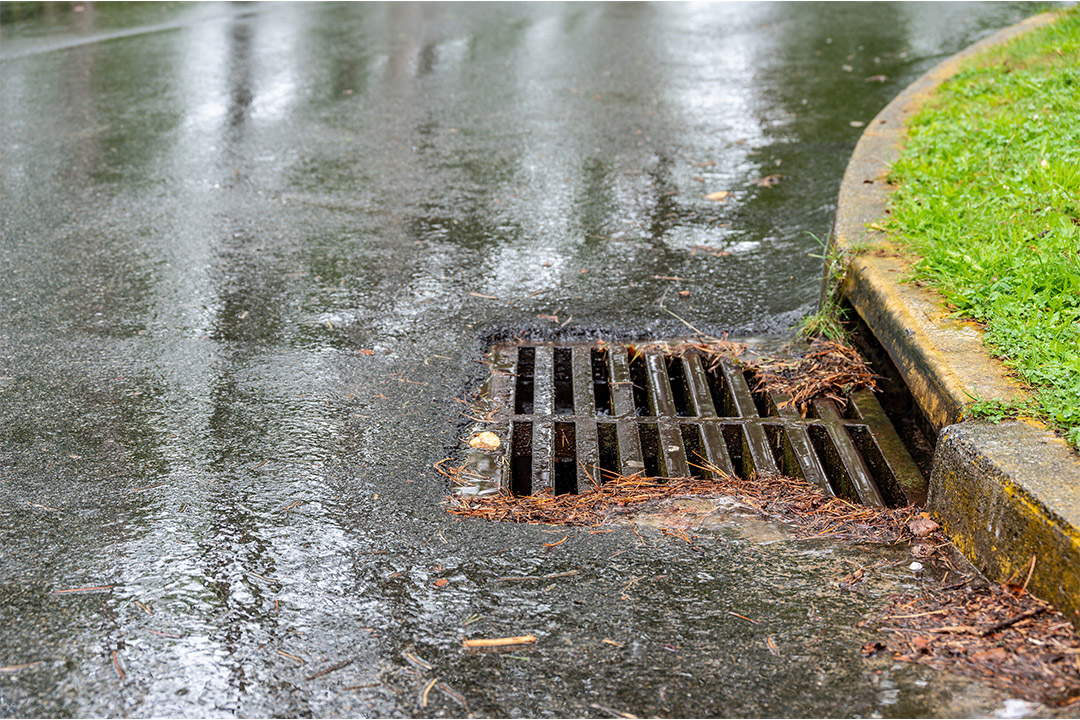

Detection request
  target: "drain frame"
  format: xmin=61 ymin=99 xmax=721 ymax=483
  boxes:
xmin=481 ymin=341 xmax=926 ymax=508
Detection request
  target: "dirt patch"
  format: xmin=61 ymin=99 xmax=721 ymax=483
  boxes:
xmin=861 ymin=579 xmax=1080 ymax=707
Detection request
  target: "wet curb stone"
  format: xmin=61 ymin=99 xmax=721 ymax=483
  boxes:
xmin=831 ymin=12 xmax=1080 ymax=627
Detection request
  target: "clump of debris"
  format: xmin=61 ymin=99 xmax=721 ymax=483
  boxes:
xmin=862 ymin=576 xmax=1080 ymax=707
xmin=666 ymin=336 xmax=878 ymax=415
xmin=742 ymin=338 xmax=877 ymax=414
xmin=444 ymin=462 xmax=920 ymax=541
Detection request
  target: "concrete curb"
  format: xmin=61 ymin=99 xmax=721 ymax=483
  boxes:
xmin=831 ymin=11 xmax=1080 ymax=626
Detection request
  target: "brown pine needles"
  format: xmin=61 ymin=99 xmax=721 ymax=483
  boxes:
xmin=740 ymin=338 xmax=878 ymax=414
xmin=863 ymin=582 xmax=1080 ymax=706
xmin=446 ymin=463 xmax=918 ymax=541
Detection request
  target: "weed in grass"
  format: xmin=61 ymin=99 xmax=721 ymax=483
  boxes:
xmin=802 ymin=232 xmax=850 ymax=342
xmin=964 ymin=395 xmax=1037 ymax=423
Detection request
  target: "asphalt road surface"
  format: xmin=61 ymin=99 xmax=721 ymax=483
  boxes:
xmin=1 ymin=3 xmax=1043 ymax=717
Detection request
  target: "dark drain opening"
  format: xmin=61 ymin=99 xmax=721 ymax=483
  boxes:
xmin=628 ymin=350 xmax=652 ymax=416
xmin=748 ymin=371 xmax=772 ymax=417
xmin=666 ymin=356 xmax=693 ymax=417
xmin=764 ymin=424 xmax=796 ymax=477
xmin=680 ymin=424 xmax=706 ymax=479
xmin=722 ymin=424 xmax=747 ymax=478
xmin=591 ymin=348 xmax=613 ymax=416
xmin=705 ymin=366 xmax=735 ymax=417
xmin=638 ymin=423 xmax=661 ymax=477
xmin=511 ymin=421 xmax=533 ymax=496
xmin=808 ymin=424 xmax=856 ymax=500
xmin=553 ymin=421 xmax=577 ymax=494
xmin=515 ymin=347 xmax=535 ymax=415
xmin=553 ymin=348 xmax=574 ymax=416
xmin=597 ymin=421 xmax=619 ymax=481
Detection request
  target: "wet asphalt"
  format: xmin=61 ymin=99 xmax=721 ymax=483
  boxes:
xmin=0 ymin=2 xmax=1046 ymax=717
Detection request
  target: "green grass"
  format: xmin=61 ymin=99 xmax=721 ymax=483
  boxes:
xmin=886 ymin=8 xmax=1080 ymax=449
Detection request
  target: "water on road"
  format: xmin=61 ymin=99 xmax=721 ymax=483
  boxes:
xmin=1 ymin=2 xmax=1043 ymax=716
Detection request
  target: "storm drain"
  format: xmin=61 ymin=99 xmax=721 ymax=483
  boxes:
xmin=479 ymin=341 xmax=927 ymax=509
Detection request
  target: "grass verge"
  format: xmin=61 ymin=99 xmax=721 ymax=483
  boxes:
xmin=885 ymin=8 xmax=1080 ymax=448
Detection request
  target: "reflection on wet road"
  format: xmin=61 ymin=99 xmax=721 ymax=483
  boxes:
xmin=1 ymin=2 xmax=1041 ymax=716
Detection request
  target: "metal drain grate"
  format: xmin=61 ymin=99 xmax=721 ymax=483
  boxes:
xmin=478 ymin=341 xmax=927 ymax=509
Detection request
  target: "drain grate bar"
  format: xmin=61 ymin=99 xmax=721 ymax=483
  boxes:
xmin=658 ymin=417 xmax=690 ymax=478
xmin=683 ymin=354 xmax=716 ymax=418
xmin=480 ymin=341 xmax=927 ymax=509
xmin=768 ymin=394 xmax=834 ymax=497
xmin=848 ymin=389 xmax=926 ymax=506
xmin=812 ymin=398 xmax=884 ymax=508
xmin=646 ymin=354 xmax=677 ymax=417
xmin=572 ymin=346 xmax=595 ymax=417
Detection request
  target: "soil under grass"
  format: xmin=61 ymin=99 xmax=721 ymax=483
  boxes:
xmin=884 ymin=8 xmax=1080 ymax=448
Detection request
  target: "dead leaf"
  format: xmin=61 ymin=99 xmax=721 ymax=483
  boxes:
xmin=434 ymin=578 xmax=449 ymax=588
xmin=358 ymin=349 xmax=376 ymax=355
xmin=677 ymin=290 xmax=690 ymax=298
xmin=704 ymin=190 xmax=730 ymax=202
xmin=972 ymin=647 xmax=1009 ymax=663
xmin=909 ymin=517 xmax=940 ymax=538
xmin=468 ymin=432 xmax=501 ymax=451
xmin=747 ymin=174 xmax=784 ymax=188
xmin=840 ymin=567 xmax=865 ymax=585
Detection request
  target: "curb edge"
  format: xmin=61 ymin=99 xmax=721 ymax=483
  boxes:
xmin=831 ymin=11 xmax=1080 ymax=625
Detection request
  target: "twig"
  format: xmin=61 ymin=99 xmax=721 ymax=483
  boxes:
xmin=50 ymin=585 xmax=113 ymax=595
xmin=981 ymin=607 xmax=1048 ymax=637
xmin=306 ymin=659 xmax=353 ymax=680
xmin=728 ymin=611 xmax=761 ymax=625
xmin=462 ymin=635 xmax=537 ymax=648
xmin=0 ymin=661 xmax=43 ymax=673
xmin=421 ymin=677 xmax=438 ymax=708
xmin=277 ymin=650 xmax=306 ymax=665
